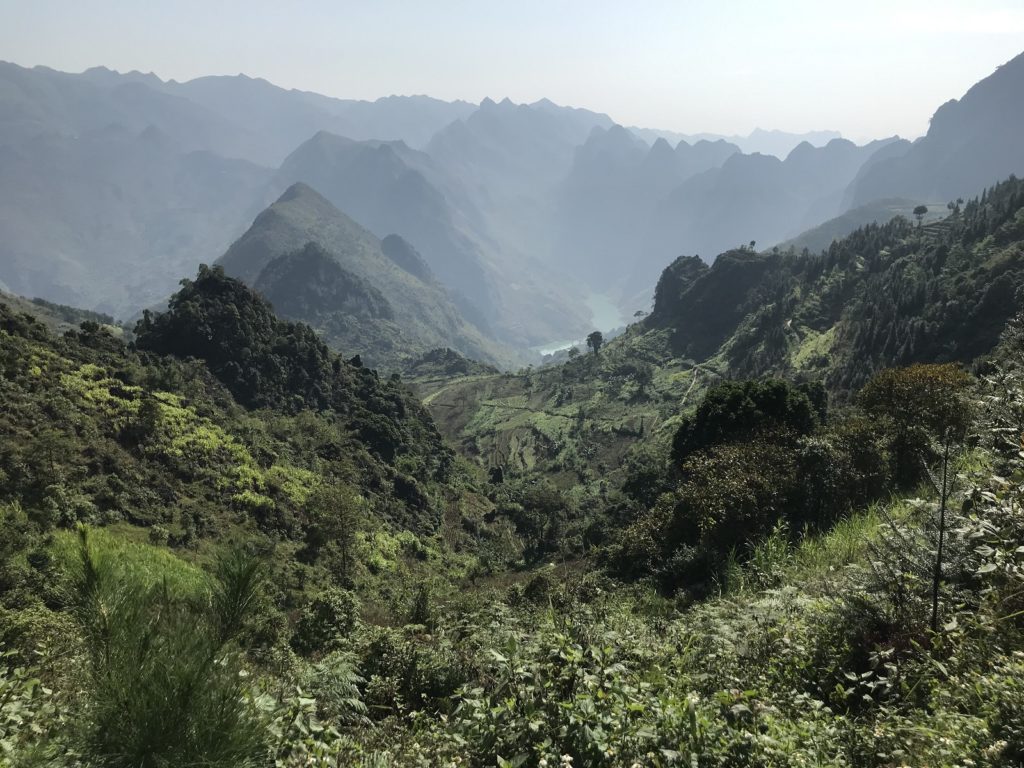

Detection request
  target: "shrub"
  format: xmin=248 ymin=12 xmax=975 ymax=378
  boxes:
xmin=671 ymin=378 xmax=820 ymax=464
xmin=858 ymin=363 xmax=973 ymax=485
xmin=292 ymin=588 xmax=361 ymax=656
xmin=0 ymin=649 xmax=65 ymax=764
xmin=675 ymin=438 xmax=800 ymax=560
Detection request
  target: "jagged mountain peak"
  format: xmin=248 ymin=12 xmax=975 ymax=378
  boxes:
xmin=649 ymin=136 xmax=674 ymax=155
xmin=217 ymin=181 xmax=510 ymax=368
xmin=275 ymin=180 xmax=333 ymax=208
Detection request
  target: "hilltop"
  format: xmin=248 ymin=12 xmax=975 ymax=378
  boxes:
xmin=217 ymin=182 xmax=519 ymax=369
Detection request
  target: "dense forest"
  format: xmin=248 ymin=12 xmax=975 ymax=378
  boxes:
xmin=0 ymin=175 xmax=1023 ymax=766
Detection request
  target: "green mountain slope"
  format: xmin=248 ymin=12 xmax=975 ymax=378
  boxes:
xmin=658 ymin=178 xmax=1024 ymax=394
xmin=422 ymin=176 xmax=1024 ymax=486
xmin=217 ymin=182 xmax=519 ymax=369
xmin=2 ymin=268 xmax=454 ymax=541
xmin=0 ymin=290 xmax=119 ymax=335
xmin=772 ymin=197 xmax=946 ymax=254
xmin=6 ymin=251 xmax=1024 ymax=767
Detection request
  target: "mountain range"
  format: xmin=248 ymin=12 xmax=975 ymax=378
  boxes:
xmin=0 ymin=52 xmax=1022 ymax=365
xmin=629 ymin=126 xmax=843 ymax=158
xmin=4 ymin=41 xmax=1024 ymax=766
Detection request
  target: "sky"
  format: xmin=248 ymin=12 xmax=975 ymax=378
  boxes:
xmin=2 ymin=0 xmax=1023 ymax=142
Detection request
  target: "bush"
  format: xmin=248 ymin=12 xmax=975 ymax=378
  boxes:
xmin=676 ymin=438 xmax=800 ymax=560
xmin=858 ymin=363 xmax=973 ymax=485
xmin=292 ymin=587 xmax=361 ymax=656
xmin=0 ymin=649 xmax=65 ymax=765
xmin=359 ymin=626 xmax=467 ymax=715
xmin=671 ymin=378 xmax=820 ymax=464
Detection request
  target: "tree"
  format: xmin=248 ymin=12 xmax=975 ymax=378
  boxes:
xmin=502 ymin=482 xmax=566 ymax=564
xmin=633 ymin=363 xmax=654 ymax=399
xmin=675 ymin=437 xmax=799 ymax=560
xmin=858 ymin=363 xmax=972 ymax=485
xmin=857 ymin=364 xmax=974 ymax=633
xmin=586 ymin=331 xmax=604 ymax=356
xmin=73 ymin=528 xmax=266 ymax=767
xmin=567 ymin=346 xmax=580 ymax=360
xmin=292 ymin=587 xmax=361 ymax=655
xmin=123 ymin=394 xmax=161 ymax=446
xmin=301 ymin=484 xmax=363 ymax=587
xmin=913 ymin=204 xmax=928 ymax=226
xmin=671 ymin=379 xmax=820 ymax=464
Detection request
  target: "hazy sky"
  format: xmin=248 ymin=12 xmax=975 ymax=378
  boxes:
xmin=3 ymin=0 xmax=1023 ymax=141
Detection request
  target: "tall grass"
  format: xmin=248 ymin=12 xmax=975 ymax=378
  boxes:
xmin=793 ymin=504 xmax=887 ymax=582
xmin=51 ymin=526 xmax=209 ymax=597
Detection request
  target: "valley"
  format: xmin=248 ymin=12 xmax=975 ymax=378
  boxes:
xmin=531 ymin=292 xmax=629 ymax=356
xmin=2 ymin=19 xmax=1024 ymax=768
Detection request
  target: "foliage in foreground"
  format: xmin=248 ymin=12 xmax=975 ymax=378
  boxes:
xmin=2 ymin=326 xmax=1024 ymax=765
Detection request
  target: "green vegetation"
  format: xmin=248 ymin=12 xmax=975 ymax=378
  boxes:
xmin=4 ymin=178 xmax=1024 ymax=765
xmin=772 ymin=198 xmax=947 ymax=254
xmin=74 ymin=529 xmax=266 ymax=767
xmin=420 ymin=177 xmax=1024 ymax=500
xmin=402 ymin=347 xmax=501 ymax=380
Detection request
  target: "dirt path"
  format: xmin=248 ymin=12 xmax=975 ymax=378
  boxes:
xmin=419 ymin=373 xmax=500 ymax=406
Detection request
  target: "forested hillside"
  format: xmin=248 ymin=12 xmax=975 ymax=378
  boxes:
xmin=2 ymin=173 xmax=1023 ymax=765
xmin=651 ymin=176 xmax=1024 ymax=393
xmin=3 ymin=238 xmax=1024 ymax=765
xmin=423 ymin=177 xmax=1024 ymax=488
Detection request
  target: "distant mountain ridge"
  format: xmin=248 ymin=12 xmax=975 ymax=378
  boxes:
xmin=274 ymin=131 xmax=495 ymax=324
xmin=630 ymin=126 xmax=843 ymax=158
xmin=553 ymin=125 xmax=741 ymax=288
xmin=1 ymin=54 xmax=1023 ymax=361
xmin=0 ymin=119 xmax=273 ymax=315
xmin=77 ymin=64 xmax=478 ymax=165
xmin=845 ymin=51 xmax=1024 ymax=207
xmin=553 ymin=127 xmax=900 ymax=300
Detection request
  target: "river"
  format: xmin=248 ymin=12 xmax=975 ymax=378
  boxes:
xmin=531 ymin=292 xmax=628 ymax=356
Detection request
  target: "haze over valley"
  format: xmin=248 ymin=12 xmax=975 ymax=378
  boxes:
xmin=6 ymin=4 xmax=1024 ymax=765
xmin=4 ymin=49 xmax=1023 ymax=365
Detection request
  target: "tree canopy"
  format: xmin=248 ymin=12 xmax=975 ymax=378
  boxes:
xmin=671 ymin=378 xmax=821 ymax=464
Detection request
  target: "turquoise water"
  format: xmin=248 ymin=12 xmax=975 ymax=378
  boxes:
xmin=532 ymin=293 xmax=627 ymax=355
